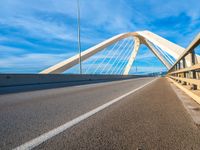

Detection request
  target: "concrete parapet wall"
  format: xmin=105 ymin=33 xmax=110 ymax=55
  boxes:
xmin=0 ymin=74 xmax=146 ymax=87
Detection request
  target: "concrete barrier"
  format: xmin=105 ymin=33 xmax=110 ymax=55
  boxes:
xmin=0 ymin=74 xmax=147 ymax=87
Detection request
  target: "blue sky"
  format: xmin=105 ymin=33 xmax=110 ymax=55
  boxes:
xmin=0 ymin=0 xmax=199 ymax=74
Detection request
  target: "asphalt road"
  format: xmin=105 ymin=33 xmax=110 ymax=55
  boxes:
xmin=0 ymin=77 xmax=156 ymax=149
xmin=37 ymin=78 xmax=200 ymax=150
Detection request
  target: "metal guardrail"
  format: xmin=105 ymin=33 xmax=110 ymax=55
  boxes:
xmin=167 ymin=32 xmax=200 ymax=104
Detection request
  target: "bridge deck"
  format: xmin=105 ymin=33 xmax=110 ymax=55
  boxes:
xmin=0 ymin=77 xmax=200 ymax=149
xmin=38 ymin=78 xmax=200 ymax=149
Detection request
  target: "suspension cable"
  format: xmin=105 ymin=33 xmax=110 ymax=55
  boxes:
xmin=116 ymin=41 xmax=134 ymax=74
xmin=154 ymin=44 xmax=174 ymax=65
xmin=92 ymin=41 xmax=120 ymax=74
xmin=106 ymin=38 xmax=131 ymax=74
xmin=111 ymin=40 xmax=134 ymax=74
xmin=100 ymin=39 xmax=127 ymax=74
xmin=84 ymin=47 xmax=107 ymax=74
xmin=155 ymin=44 xmax=174 ymax=64
xmin=116 ymin=42 xmax=134 ymax=75
xmin=159 ymin=46 xmax=175 ymax=64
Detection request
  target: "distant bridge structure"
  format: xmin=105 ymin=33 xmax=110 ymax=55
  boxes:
xmin=40 ymin=31 xmax=199 ymax=75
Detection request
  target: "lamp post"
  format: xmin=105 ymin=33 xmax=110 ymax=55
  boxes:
xmin=77 ymin=0 xmax=82 ymax=74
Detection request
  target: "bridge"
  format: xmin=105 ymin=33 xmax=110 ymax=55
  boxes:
xmin=0 ymin=31 xmax=200 ymax=149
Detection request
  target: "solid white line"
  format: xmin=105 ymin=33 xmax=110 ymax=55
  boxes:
xmin=13 ymin=78 xmax=158 ymax=150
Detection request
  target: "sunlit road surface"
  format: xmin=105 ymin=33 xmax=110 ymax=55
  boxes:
xmin=1 ymin=77 xmax=200 ymax=149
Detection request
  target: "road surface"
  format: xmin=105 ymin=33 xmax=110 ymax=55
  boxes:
xmin=0 ymin=77 xmax=200 ymax=149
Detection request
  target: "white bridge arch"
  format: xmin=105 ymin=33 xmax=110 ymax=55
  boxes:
xmin=40 ymin=30 xmax=198 ymax=74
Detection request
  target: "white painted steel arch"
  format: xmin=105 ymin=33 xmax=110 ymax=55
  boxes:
xmin=40 ymin=30 xmax=186 ymax=74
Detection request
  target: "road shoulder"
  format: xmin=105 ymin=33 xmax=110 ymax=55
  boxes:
xmin=168 ymin=78 xmax=200 ymax=126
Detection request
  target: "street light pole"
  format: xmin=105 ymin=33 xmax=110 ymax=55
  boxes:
xmin=77 ymin=0 xmax=82 ymax=74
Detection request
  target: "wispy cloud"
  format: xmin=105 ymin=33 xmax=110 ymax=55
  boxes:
xmin=0 ymin=53 xmax=74 ymax=73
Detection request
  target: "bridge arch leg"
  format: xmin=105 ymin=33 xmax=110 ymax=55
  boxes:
xmin=123 ymin=37 xmax=140 ymax=75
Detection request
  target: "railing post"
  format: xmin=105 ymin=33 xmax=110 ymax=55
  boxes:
xmin=175 ymin=64 xmax=178 ymax=82
xmin=191 ymin=51 xmax=197 ymax=90
xmin=177 ymin=62 xmax=181 ymax=83
xmin=182 ymin=57 xmax=187 ymax=85
xmin=178 ymin=62 xmax=180 ymax=70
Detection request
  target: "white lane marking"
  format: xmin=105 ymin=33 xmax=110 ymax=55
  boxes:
xmin=13 ymin=78 xmax=158 ymax=150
